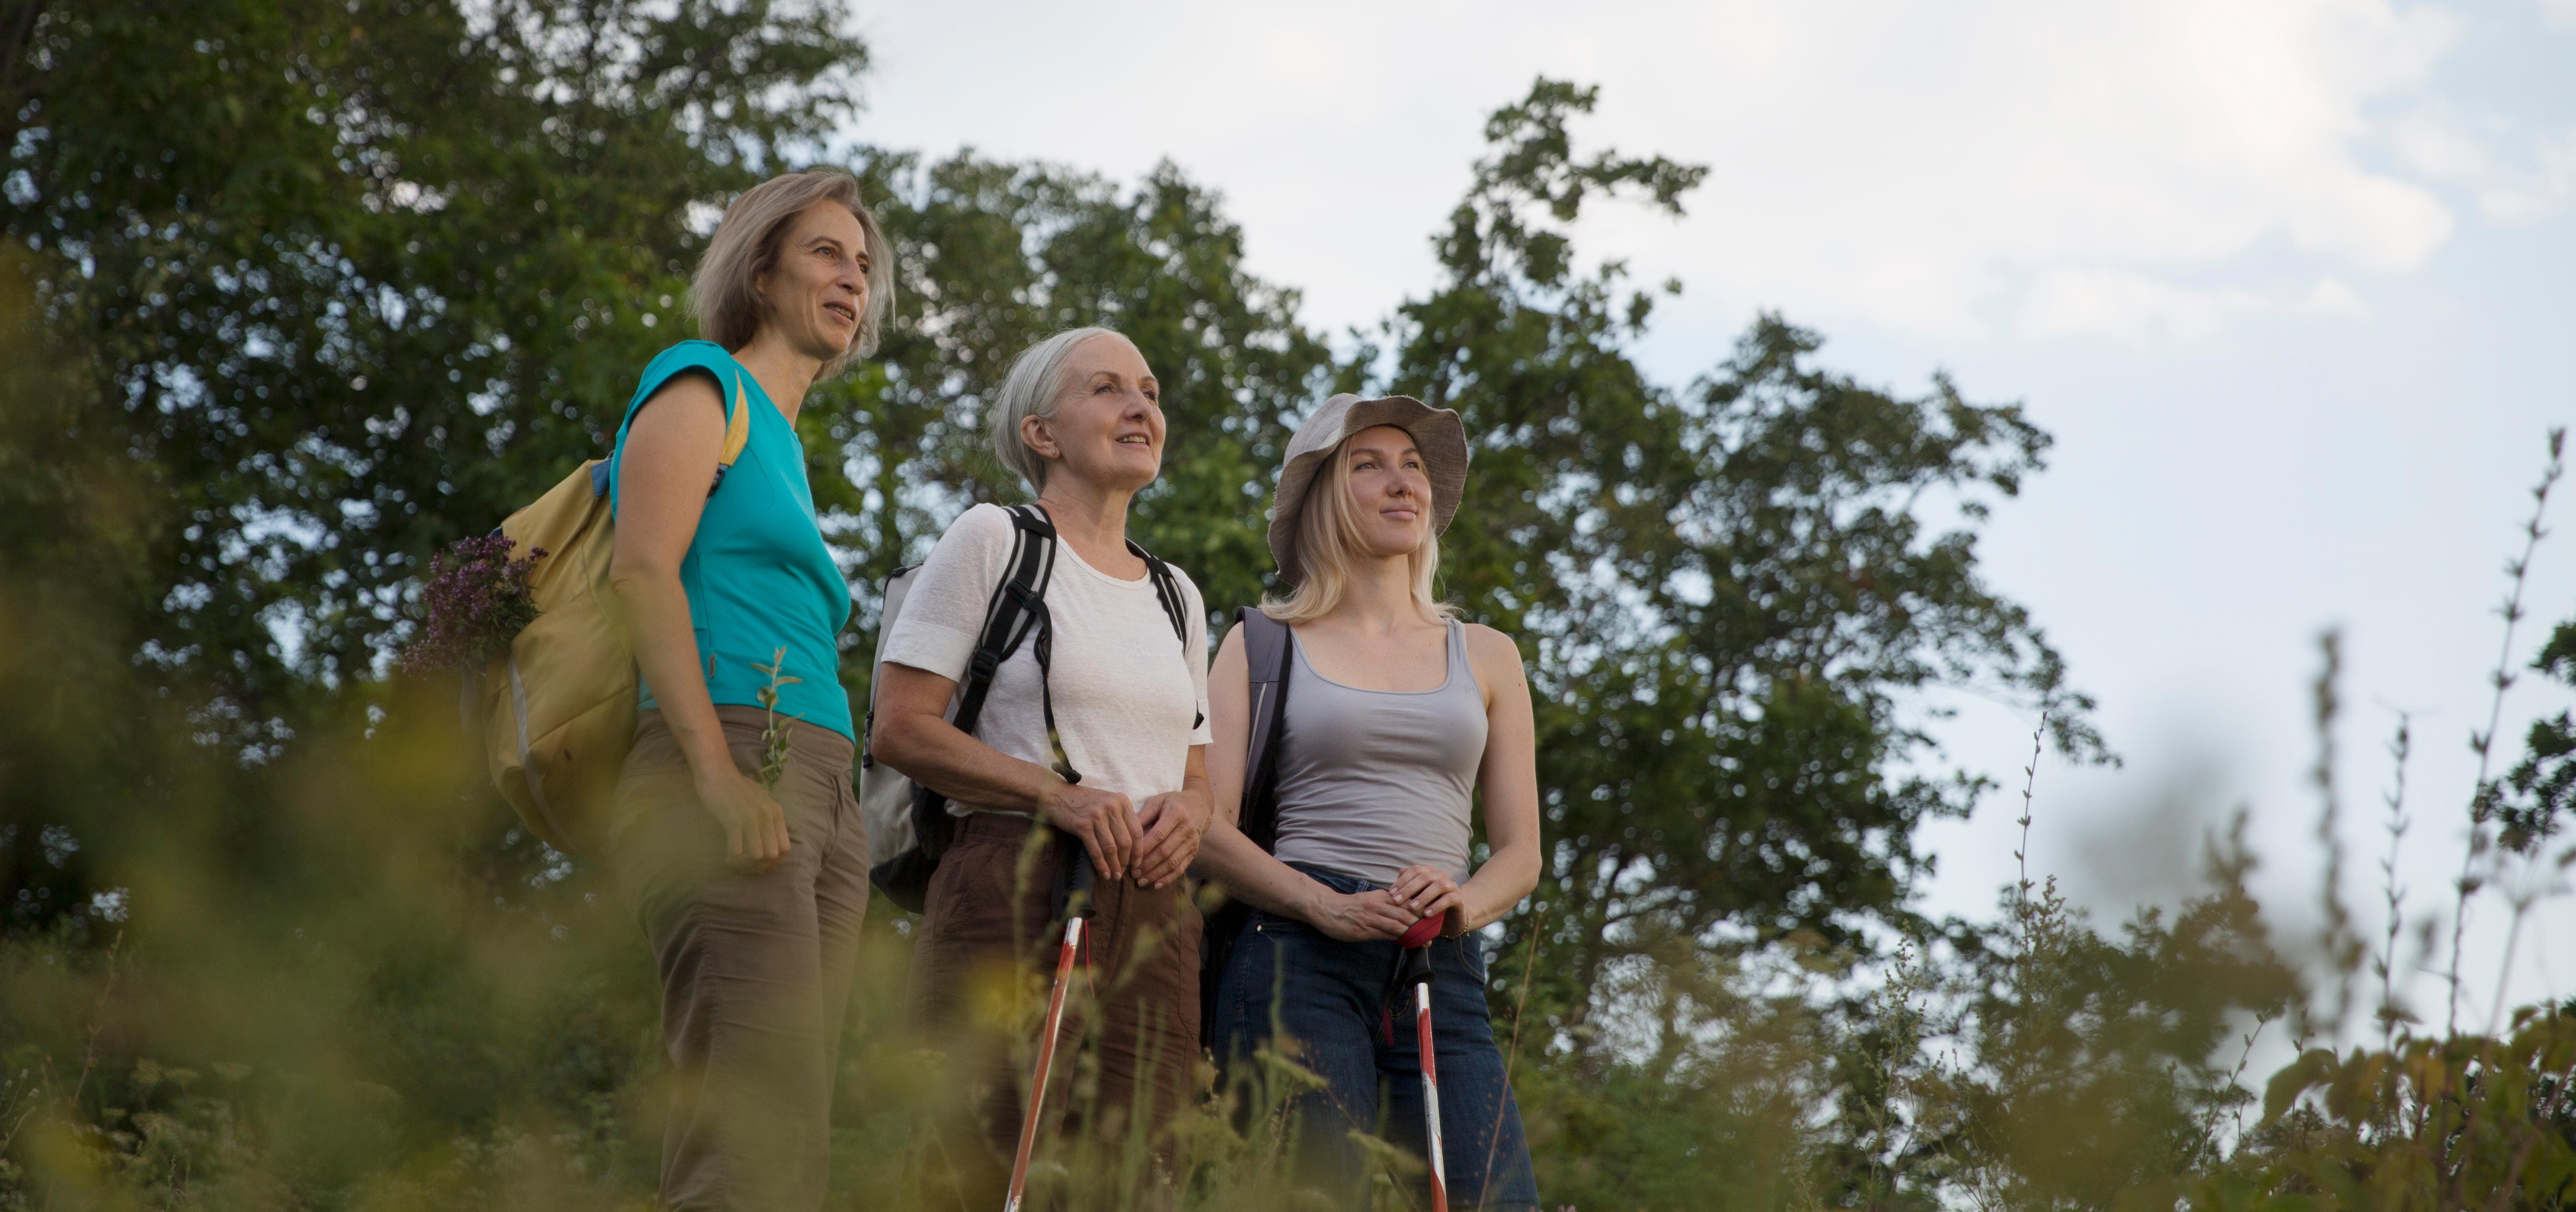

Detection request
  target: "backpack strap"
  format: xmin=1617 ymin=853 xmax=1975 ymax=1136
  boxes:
xmin=1128 ymin=540 xmax=1202 ymax=729
xmin=1132 ymin=543 xmax=1190 ymax=647
xmin=1198 ymin=606 xmax=1294 ymax=1050
xmin=948 ymin=504 xmax=1059 ymax=748
xmin=1234 ymin=606 xmax=1294 ymax=852
xmin=911 ymin=504 xmax=1067 ymax=863
xmin=703 ymin=371 xmax=754 ymax=497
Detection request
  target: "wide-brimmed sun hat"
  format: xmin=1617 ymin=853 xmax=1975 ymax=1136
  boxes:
xmin=1269 ymin=393 xmax=1470 ymax=588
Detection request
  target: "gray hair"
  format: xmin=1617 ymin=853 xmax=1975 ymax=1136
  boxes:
xmin=689 ymin=170 xmax=897 ymax=373
xmin=989 ymin=326 xmax=1125 ymax=494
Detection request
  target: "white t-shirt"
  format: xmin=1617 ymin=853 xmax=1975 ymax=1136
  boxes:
xmin=881 ymin=503 xmax=1212 ymax=814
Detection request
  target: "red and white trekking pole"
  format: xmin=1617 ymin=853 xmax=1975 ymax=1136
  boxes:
xmin=1398 ymin=914 xmax=1449 ymax=1212
xmin=1004 ymin=858 xmax=1096 ymax=1212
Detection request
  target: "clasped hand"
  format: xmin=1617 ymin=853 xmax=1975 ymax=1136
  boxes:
xmin=1307 ymin=865 xmax=1469 ymax=942
xmin=1039 ymin=780 xmax=1207 ymax=888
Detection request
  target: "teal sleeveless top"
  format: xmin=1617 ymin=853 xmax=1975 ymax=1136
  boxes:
xmin=608 ymin=341 xmax=854 ymax=740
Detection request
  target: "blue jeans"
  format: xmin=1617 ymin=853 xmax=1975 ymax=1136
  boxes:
xmin=1213 ymin=864 xmax=1542 ymax=1211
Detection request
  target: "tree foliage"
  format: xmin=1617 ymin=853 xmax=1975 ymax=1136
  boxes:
xmin=2 ymin=0 xmax=862 ymax=726
xmin=1358 ymin=81 xmax=2102 ymax=1064
xmin=10 ymin=5 xmax=2571 ymax=1210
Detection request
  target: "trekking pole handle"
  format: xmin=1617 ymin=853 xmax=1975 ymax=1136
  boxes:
xmin=1396 ymin=940 xmax=1435 ymax=988
xmin=1069 ymin=849 xmax=1098 ymax=919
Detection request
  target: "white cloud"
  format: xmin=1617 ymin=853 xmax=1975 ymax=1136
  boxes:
xmin=2545 ymin=0 xmax=2576 ymax=27
xmin=2479 ymin=127 xmax=2576 ymax=220
xmin=2382 ymin=112 xmax=2576 ymax=224
xmin=2017 ymin=270 xmax=2271 ymax=343
xmin=1571 ymin=0 xmax=2458 ymax=338
xmin=2390 ymin=114 xmax=2490 ymax=179
xmin=2012 ymin=271 xmax=2367 ymax=343
xmin=2299 ymin=276 xmax=2371 ymax=319
xmin=859 ymin=0 xmax=2468 ymax=343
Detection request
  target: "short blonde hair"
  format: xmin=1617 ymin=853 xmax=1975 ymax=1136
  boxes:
xmin=689 ymin=171 xmax=895 ymax=373
xmin=1261 ymin=434 xmax=1456 ymax=625
xmin=990 ymin=327 xmax=1126 ymax=494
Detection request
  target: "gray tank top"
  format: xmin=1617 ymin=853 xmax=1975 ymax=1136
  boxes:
xmin=1271 ymin=619 xmax=1488 ymax=885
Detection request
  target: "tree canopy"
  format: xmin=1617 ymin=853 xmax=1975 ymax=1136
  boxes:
xmin=2 ymin=4 xmax=2099 ymax=1005
xmin=10 ymin=7 xmax=2571 ymax=1212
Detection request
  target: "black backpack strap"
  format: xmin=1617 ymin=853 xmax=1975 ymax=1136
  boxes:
xmin=1234 ymin=607 xmax=1293 ymax=852
xmin=1131 ymin=541 xmax=1190 ymax=646
xmin=948 ymin=504 xmax=1057 ymax=736
xmin=911 ymin=504 xmax=1066 ymax=863
xmin=1128 ymin=540 xmax=1201 ymax=729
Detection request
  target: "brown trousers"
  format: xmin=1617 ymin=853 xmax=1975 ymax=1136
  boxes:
xmin=608 ymin=706 xmax=869 ymax=1212
xmin=907 ymin=812 xmax=1203 ymax=1207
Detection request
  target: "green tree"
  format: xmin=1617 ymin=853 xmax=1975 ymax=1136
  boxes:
xmin=2 ymin=0 xmax=863 ymax=733
xmin=0 ymin=0 xmax=867 ymax=929
xmin=1360 ymin=80 xmax=2102 ymax=1065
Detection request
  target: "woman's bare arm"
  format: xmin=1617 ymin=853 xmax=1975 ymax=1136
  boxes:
xmin=1391 ymin=624 xmax=1542 ymax=933
xmin=871 ymin=661 xmax=1142 ymax=881
xmin=606 ymin=373 xmax=789 ymax=872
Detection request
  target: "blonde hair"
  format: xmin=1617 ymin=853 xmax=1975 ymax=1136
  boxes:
xmin=689 ymin=171 xmax=896 ymax=374
xmin=990 ymin=327 xmax=1124 ymax=494
xmin=1261 ymin=434 xmax=1458 ymax=625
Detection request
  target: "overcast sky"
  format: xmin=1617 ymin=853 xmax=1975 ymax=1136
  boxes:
xmin=846 ymin=0 xmax=2576 ymax=1032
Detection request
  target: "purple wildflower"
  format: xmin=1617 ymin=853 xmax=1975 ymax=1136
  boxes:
xmin=399 ymin=535 xmax=549 ymax=674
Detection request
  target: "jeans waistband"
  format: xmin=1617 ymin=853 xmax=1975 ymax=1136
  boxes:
xmin=1285 ymin=862 xmax=1382 ymax=895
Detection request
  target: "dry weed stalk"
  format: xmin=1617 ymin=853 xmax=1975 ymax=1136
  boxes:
xmin=2448 ymin=429 xmax=2566 ymax=1035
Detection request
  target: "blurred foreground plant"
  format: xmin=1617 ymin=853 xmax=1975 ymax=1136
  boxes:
xmin=2218 ymin=1006 xmax=2576 ymax=1212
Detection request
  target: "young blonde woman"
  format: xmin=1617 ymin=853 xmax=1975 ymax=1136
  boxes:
xmin=605 ymin=170 xmax=893 ymax=1212
xmin=1195 ymin=394 xmax=1544 ymax=1211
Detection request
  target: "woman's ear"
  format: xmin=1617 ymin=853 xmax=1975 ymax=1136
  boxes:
xmin=1019 ymin=413 xmax=1060 ymax=462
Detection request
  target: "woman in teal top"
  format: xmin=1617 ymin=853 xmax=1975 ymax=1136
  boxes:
xmin=610 ymin=340 xmax=853 ymax=739
xmin=603 ymin=170 xmax=893 ymax=1212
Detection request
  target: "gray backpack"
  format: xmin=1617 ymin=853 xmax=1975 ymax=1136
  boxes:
xmin=1199 ymin=606 xmax=1293 ymax=1042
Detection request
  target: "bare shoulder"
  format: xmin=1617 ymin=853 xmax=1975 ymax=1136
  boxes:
xmin=1461 ymin=622 xmax=1529 ymax=688
xmin=1210 ymin=618 xmax=1249 ymax=679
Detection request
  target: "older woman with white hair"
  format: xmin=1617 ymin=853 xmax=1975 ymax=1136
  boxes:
xmin=871 ymin=326 xmax=1213 ymax=1204
xmin=604 ymin=170 xmax=894 ymax=1211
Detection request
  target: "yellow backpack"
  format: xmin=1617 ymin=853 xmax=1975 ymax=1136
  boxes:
xmin=480 ymin=376 xmax=752 ymax=856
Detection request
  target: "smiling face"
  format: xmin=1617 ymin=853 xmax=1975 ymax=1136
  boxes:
xmin=1021 ymin=333 xmax=1163 ymax=493
xmin=754 ymin=199 xmax=871 ymax=363
xmin=1338 ymin=424 xmax=1433 ymax=557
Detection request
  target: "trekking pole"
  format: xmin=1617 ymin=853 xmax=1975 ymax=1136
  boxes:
xmin=1397 ymin=914 xmax=1448 ymax=1212
xmin=1004 ymin=855 xmax=1096 ymax=1212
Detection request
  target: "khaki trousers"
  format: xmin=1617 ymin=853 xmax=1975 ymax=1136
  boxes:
xmin=609 ymin=706 xmax=869 ymax=1212
xmin=906 ymin=812 xmax=1202 ymax=1208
